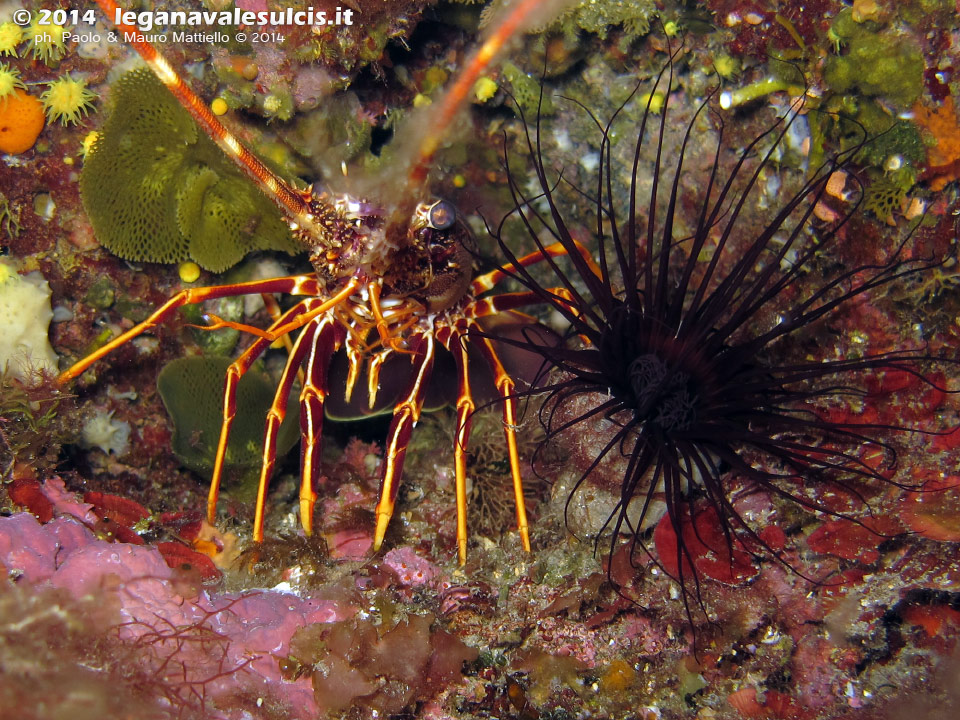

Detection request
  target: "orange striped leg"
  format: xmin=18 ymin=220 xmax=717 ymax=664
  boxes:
xmin=343 ymin=327 xmax=370 ymax=403
xmin=250 ymin=310 xmax=329 ymax=542
xmin=471 ymin=240 xmax=603 ymax=295
xmin=368 ymin=281 xmax=421 ymax=355
xmin=208 ymin=300 xmax=316 ymax=526
xmin=261 ymin=293 xmax=296 ymax=351
xmin=443 ymin=328 xmax=475 ymax=564
xmin=58 ymin=275 xmax=321 ymax=384
xmin=467 ymin=288 xmax=580 ymax=319
xmin=201 ymin=280 xmax=359 ymax=344
xmin=365 ymin=348 xmax=393 ymax=410
xmin=467 ymin=288 xmax=592 ymax=345
xmin=474 ymin=333 xmax=531 ymax=552
xmin=297 ymin=317 xmax=346 ymax=536
xmin=262 ymin=291 xmax=306 ymax=387
xmin=372 ymin=333 xmax=437 ymax=551
xmin=367 ymin=280 xmax=395 ymax=349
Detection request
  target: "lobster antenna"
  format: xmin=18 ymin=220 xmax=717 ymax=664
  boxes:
xmin=91 ymin=0 xmax=328 ymax=242
xmin=405 ymin=0 xmax=577 ymax=189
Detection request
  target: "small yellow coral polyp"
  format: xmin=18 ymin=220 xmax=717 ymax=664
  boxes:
xmin=0 ymin=21 xmax=23 ymax=56
xmin=0 ymin=88 xmax=45 ymax=154
xmin=41 ymin=74 xmax=96 ymax=125
xmin=0 ymin=62 xmax=25 ymax=101
xmin=80 ymin=130 xmax=99 ymax=157
xmin=26 ymin=20 xmax=67 ymax=65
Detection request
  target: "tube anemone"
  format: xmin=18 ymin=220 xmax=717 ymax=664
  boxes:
xmin=485 ymin=53 xmax=953 ymax=622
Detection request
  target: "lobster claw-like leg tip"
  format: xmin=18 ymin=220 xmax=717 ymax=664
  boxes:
xmin=300 ymin=498 xmax=315 ymax=536
xmin=373 ymin=510 xmax=392 ymax=551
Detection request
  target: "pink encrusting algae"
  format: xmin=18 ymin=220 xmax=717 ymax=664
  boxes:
xmin=0 ymin=509 xmax=352 ymax=719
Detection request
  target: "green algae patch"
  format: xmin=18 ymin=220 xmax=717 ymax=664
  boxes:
xmin=824 ymin=11 xmax=924 ymax=108
xmin=81 ymin=68 xmax=300 ymax=272
xmin=502 ymin=62 xmax=555 ymax=118
xmin=547 ymin=0 xmax=657 ymax=40
xmin=853 ymin=101 xmax=926 ymax=168
xmin=157 ymin=356 xmax=299 ymax=476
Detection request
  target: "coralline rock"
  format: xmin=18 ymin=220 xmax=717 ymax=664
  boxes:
xmin=384 ymin=546 xmax=441 ymax=588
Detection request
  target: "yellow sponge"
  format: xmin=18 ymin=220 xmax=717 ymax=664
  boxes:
xmin=0 ymin=259 xmax=58 ymax=381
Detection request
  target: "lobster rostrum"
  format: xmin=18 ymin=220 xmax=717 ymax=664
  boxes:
xmin=60 ymin=0 xmax=581 ymax=562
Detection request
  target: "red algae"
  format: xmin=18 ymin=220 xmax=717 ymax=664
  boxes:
xmin=6 ymin=478 xmax=54 ymax=522
xmin=155 ymin=540 xmax=222 ymax=580
xmin=652 ymin=503 xmax=761 ymax=586
xmin=806 ymin=516 xmax=904 ymax=564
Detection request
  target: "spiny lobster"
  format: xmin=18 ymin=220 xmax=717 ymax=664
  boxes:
xmin=59 ymin=0 xmax=586 ymax=563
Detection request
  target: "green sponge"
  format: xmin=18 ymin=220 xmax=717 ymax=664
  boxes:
xmin=157 ymin=356 xmax=299 ymax=476
xmin=81 ymin=68 xmax=300 ymax=272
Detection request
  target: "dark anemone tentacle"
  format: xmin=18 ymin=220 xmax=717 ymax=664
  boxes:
xmin=507 ymin=98 xmax=611 ymax=324
xmin=478 ymin=42 xmax=958 ymax=627
xmin=573 ymin=421 xmax=646 ymax=543
xmin=497 ymin=147 xmax=605 ymax=335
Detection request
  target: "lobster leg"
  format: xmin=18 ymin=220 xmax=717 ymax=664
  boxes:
xmin=472 ymin=332 xmax=532 ymax=553
xmin=445 ymin=328 xmax=475 ymax=564
xmin=453 ymin=241 xmax=605 ymax=549
xmin=251 ymin=307 xmax=328 ymax=542
xmin=467 ymin=288 xmax=580 ymax=318
xmin=368 ymin=281 xmax=397 ymax=350
xmin=208 ymin=299 xmax=316 ymax=526
xmin=372 ymin=333 xmax=437 ymax=551
xmin=422 ymin=260 xmax=595 ymax=559
xmin=366 ymin=348 xmax=394 ymax=410
xmin=467 ymin=288 xmax=593 ymax=346
xmin=298 ymin=317 xmax=345 ymax=536
xmin=240 ymin=279 xmax=360 ymax=342
xmin=471 ymin=240 xmax=602 ymax=295
xmin=58 ymin=275 xmax=322 ymax=383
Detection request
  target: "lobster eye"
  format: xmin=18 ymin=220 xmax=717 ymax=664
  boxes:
xmin=428 ymin=200 xmax=456 ymax=230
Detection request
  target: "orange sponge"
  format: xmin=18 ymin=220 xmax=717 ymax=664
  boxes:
xmin=0 ymin=88 xmax=45 ymax=154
